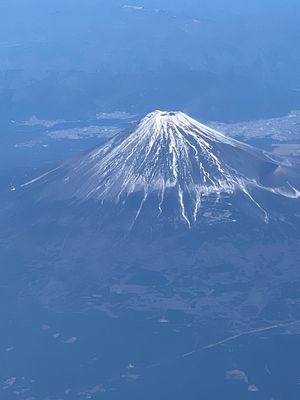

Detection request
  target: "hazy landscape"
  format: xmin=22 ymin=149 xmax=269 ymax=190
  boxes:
xmin=1 ymin=1 xmax=300 ymax=399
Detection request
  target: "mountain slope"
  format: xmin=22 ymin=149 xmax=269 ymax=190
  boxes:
xmin=21 ymin=110 xmax=300 ymax=227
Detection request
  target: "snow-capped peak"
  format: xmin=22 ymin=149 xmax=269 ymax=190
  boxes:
xmin=21 ymin=111 xmax=299 ymax=227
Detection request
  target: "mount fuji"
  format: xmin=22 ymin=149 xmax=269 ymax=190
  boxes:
xmin=21 ymin=110 xmax=300 ymax=229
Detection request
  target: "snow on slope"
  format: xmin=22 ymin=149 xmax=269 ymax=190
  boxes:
xmin=21 ymin=111 xmax=300 ymax=227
